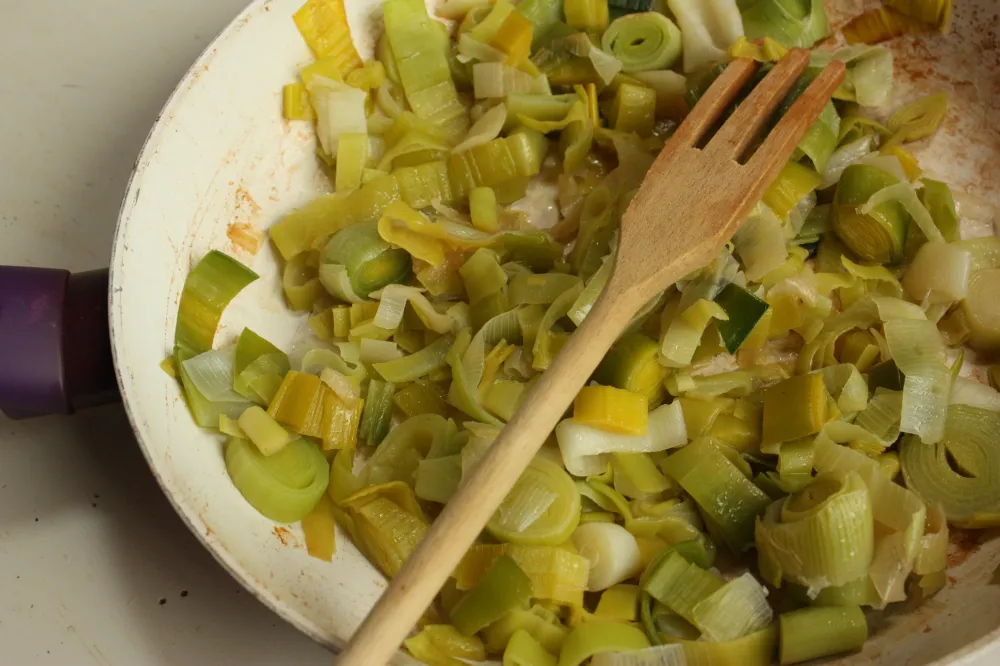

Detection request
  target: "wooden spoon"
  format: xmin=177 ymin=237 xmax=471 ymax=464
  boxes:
xmin=338 ymin=48 xmax=846 ymax=666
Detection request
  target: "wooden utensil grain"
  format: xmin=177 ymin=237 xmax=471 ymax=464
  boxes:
xmin=337 ymin=48 xmax=846 ymax=666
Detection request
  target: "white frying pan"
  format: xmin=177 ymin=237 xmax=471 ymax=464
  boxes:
xmin=1 ymin=0 xmax=998 ymax=663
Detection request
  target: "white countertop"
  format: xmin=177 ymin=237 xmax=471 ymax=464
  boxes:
xmin=0 ymin=2 xmax=328 ymax=663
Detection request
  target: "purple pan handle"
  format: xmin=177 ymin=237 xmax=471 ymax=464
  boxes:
xmin=0 ymin=266 xmax=119 ymax=419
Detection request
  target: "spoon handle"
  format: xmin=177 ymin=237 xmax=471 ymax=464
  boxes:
xmin=336 ymin=288 xmax=637 ymax=666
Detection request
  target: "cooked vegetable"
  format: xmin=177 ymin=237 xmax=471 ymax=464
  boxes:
xmin=225 ymin=436 xmax=329 ymax=523
xmin=779 ymin=606 xmax=868 ymax=665
xmin=170 ymin=5 xmax=990 ymax=660
xmin=601 ymin=13 xmax=682 ymax=73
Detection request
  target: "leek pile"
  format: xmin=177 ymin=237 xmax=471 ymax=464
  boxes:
xmin=166 ymin=0 xmax=998 ymax=663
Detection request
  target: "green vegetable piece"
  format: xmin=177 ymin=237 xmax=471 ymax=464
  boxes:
xmin=174 ymin=250 xmax=258 ymax=360
xmin=832 ymin=164 xmax=909 ymax=264
xmin=594 ymin=333 xmax=666 ymax=404
xmin=225 ymin=436 xmax=329 ymax=523
xmin=714 ymin=283 xmax=770 ymax=354
xmin=779 ymin=606 xmax=868 ymax=665
xmin=359 ymin=379 xmax=396 ymax=446
xmin=867 ymin=359 xmax=905 ymax=393
xmin=601 ymin=12 xmax=682 ymax=73
xmin=450 ymin=555 xmax=534 ymax=636
xmin=740 ymin=0 xmax=831 ymax=48
xmin=919 ymin=178 xmax=960 ymax=243
xmin=323 ymin=221 xmax=412 ymax=299
xmin=762 ymin=373 xmax=828 ymax=448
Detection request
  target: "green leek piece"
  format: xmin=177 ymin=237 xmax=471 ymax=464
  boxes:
xmin=558 ymin=621 xmax=649 ymax=666
xmin=448 ymin=328 xmax=506 ymax=426
xmin=516 ymin=0 xmax=564 ymax=44
xmin=690 ymin=572 xmax=773 ymax=643
xmin=383 ymin=0 xmax=469 ymax=139
xmin=662 ymin=439 xmax=772 ymax=552
xmin=323 ymin=221 xmax=412 ymax=299
xmin=833 ymin=164 xmax=909 ymax=264
xmin=601 ymin=13 xmax=682 ymax=73
xmin=740 ymin=0 xmax=831 ymax=48
xmin=779 ymin=606 xmax=868 ymax=665
xmin=641 ymin=549 xmax=723 ymax=623
xmin=762 ymin=373 xmax=827 ymax=448
xmin=883 ymin=91 xmax=949 ymax=151
xmin=336 ymin=132 xmax=368 ymax=192
xmin=456 ymin=544 xmax=590 ymax=607
xmin=415 ymin=454 xmax=463 ymax=503
xmin=293 ymin=0 xmax=363 ymax=73
xmin=460 ymin=248 xmax=509 ymax=305
xmin=499 ymin=231 xmax=564 ymax=272
xmin=233 ymin=329 xmax=289 ymax=403
xmin=179 ymin=350 xmax=253 ymax=427
xmin=867 ymin=359 xmax=904 ymax=393
xmin=359 ymin=379 xmax=396 ymax=446
xmin=374 ymin=335 xmax=454 ymax=383
xmin=484 ymin=605 xmax=569 ymax=654
xmin=282 ymin=252 xmax=323 ymax=311
xmin=470 ymin=187 xmax=499 ymax=233
xmin=470 ymin=291 xmax=512 ymax=333
xmin=450 ymin=555 xmax=534 ymax=636
xmin=714 ymin=283 xmax=770 ymax=354
xmin=533 ymin=283 xmax=583 ymax=370
xmin=489 ymin=456 xmax=581 ymax=545
xmin=756 ymin=472 xmax=874 ymax=589
xmin=174 ymin=250 xmax=258 ymax=359
xmin=509 ymin=273 xmax=584 ymax=307
xmin=506 ymin=93 xmax=578 ymax=129
xmin=612 ymin=452 xmax=671 ymax=496
xmin=340 ymin=482 xmax=430 ymax=577
xmin=405 ymin=624 xmax=487 ymax=665
xmin=662 ymin=626 xmax=779 ymax=666
xmin=267 ymin=370 xmax=363 ymax=449
xmin=900 ymin=404 xmax=1000 ymax=528
xmin=594 ymin=333 xmax=666 ymax=404
xmin=787 ymin=576 xmax=877 ymax=607
xmin=605 ymin=83 xmax=656 ymax=135
xmin=283 ymin=82 xmax=315 ymax=120
xmin=238 ymin=406 xmax=295 ymax=456
xmin=225 ymin=436 xmax=329 ymax=523
xmin=918 ymin=179 xmax=960 ymax=243
xmin=449 ymin=132 xmax=549 ymax=195
xmin=484 ymin=379 xmax=527 ymax=420
xmin=359 ymin=413 xmax=457 ymax=475
xmin=505 ymin=629 xmax=557 ymax=666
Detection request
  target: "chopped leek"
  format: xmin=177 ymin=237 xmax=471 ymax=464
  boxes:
xmin=505 ymin=629 xmax=557 ymax=666
xmin=293 ymin=0 xmax=363 ymax=74
xmin=714 ymin=283 xmax=770 ymax=354
xmin=691 ymin=572 xmax=773 ymax=642
xmin=405 ymin=624 xmax=487 ymax=665
xmin=662 ymin=439 xmax=772 ymax=552
xmin=558 ymin=622 xmax=650 ymax=666
xmin=574 ymin=385 xmax=648 ymax=436
xmin=563 ymin=0 xmax=609 ymax=32
xmin=779 ymin=606 xmax=868 ymax=665
xmin=571 ymin=522 xmax=642 ymax=590
xmin=739 ymin=0 xmax=830 ymax=48
xmin=594 ymin=334 xmax=666 ymax=404
xmin=490 ymin=456 xmax=582 ymax=546
xmin=602 ymin=13 xmax=682 ymax=73
xmin=450 ymin=555 xmax=534 ymax=635
xmin=358 ymin=379 xmax=395 ymax=445
xmin=324 ymin=221 xmax=413 ymax=298
xmin=456 ymin=544 xmax=590 ymax=606
xmin=174 ymin=251 xmax=258 ymax=359
xmin=667 ymin=0 xmax=744 ymax=73
xmin=225 ymin=436 xmax=329 ymax=523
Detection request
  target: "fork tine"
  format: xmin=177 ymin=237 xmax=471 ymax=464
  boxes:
xmin=669 ymin=58 xmax=758 ymax=148
xmin=706 ymin=48 xmax=811 ymax=160
xmin=749 ymin=60 xmax=846 ymax=170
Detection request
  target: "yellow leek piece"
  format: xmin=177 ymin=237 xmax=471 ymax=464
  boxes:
xmin=887 ymin=0 xmax=952 ymax=30
xmin=238 ymin=405 xmax=295 ymax=456
xmin=299 ymin=56 xmax=345 ymax=86
xmin=563 ymin=0 xmax=609 ymax=32
xmin=842 ymin=6 xmax=933 ymax=44
xmin=301 ymin=494 xmax=337 ymax=561
xmin=606 ymin=84 xmax=656 ymax=136
xmin=282 ymin=252 xmax=322 ymax=312
xmin=884 ymin=91 xmax=949 ymax=152
xmin=484 ymin=605 xmax=569 ymax=655
xmin=729 ymin=36 xmax=789 ymax=62
xmin=394 ymin=380 xmax=451 ymax=416
xmin=479 ymin=340 xmax=515 ymax=397
xmin=490 ymin=11 xmax=534 ymax=64
xmin=762 ymin=373 xmax=828 ymax=448
xmin=342 ymin=483 xmax=429 ymax=578
xmin=267 ymin=371 xmax=363 ymax=449
xmin=345 ymin=61 xmax=387 ymax=91
xmin=455 ymin=544 xmax=590 ymax=607
xmin=558 ymin=621 xmax=649 ymax=666
xmin=470 ymin=186 xmax=500 ymax=232
xmin=574 ymin=385 xmax=649 ymax=435
xmin=293 ymin=0 xmax=363 ymax=75
xmin=505 ymin=629 xmax=557 ymax=666
xmin=763 ymin=161 xmax=823 ymax=221
xmin=885 ymin=146 xmax=923 ymax=181
xmin=335 ymin=132 xmax=368 ymax=193
xmin=283 ymin=82 xmax=315 ymax=120
xmin=405 ymin=625 xmax=487 ymax=666
xmin=594 ymin=584 xmax=640 ymax=622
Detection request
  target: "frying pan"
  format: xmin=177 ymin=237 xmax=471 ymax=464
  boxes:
xmin=1 ymin=0 xmax=998 ymax=663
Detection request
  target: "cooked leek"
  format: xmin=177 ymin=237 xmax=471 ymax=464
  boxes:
xmin=450 ymin=555 xmax=534 ymax=635
xmin=225 ymin=436 xmax=329 ymax=523
xmin=558 ymin=622 xmax=650 ymax=666
xmin=602 ymin=13 xmax=682 ymax=73
xmin=563 ymin=0 xmax=609 ymax=31
xmin=293 ymin=0 xmax=363 ymax=74
xmin=571 ymin=522 xmax=642 ymax=590
xmin=714 ymin=283 xmax=770 ymax=354
xmin=405 ymin=624 xmax=487 ymax=665
xmin=662 ymin=439 xmax=772 ymax=552
xmin=594 ymin=334 xmax=666 ymax=404
xmin=739 ymin=0 xmax=830 ymax=48
xmin=690 ymin=573 xmax=773 ymax=642
xmin=384 ymin=0 xmax=469 ymax=138
xmin=757 ymin=472 xmax=874 ymax=589
xmin=358 ymin=378 xmax=395 ymax=446
xmin=456 ymin=544 xmax=590 ymax=606
xmin=762 ymin=373 xmax=827 ymax=448
xmin=490 ymin=456 xmax=582 ymax=546
xmin=174 ymin=251 xmax=258 ymax=359
xmin=667 ymin=0 xmax=744 ymax=73
xmin=779 ymin=606 xmax=868 ymax=665
xmin=574 ymin=385 xmax=648 ymax=436
xmin=324 ymin=220 xmax=413 ymax=298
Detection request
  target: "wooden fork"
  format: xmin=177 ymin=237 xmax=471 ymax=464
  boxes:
xmin=337 ymin=48 xmax=846 ymax=666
